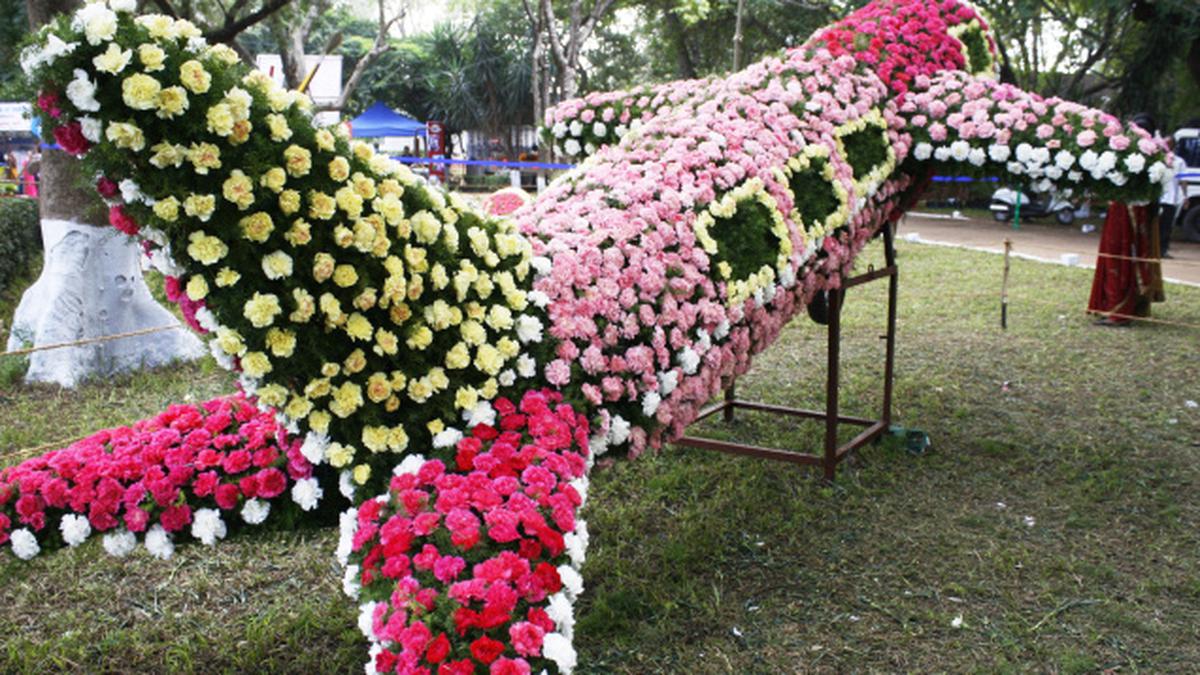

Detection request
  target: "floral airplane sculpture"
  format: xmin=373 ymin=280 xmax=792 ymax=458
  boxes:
xmin=5 ymin=0 xmax=1170 ymax=671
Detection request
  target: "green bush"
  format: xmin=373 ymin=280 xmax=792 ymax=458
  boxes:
xmin=0 ymin=197 xmax=40 ymax=293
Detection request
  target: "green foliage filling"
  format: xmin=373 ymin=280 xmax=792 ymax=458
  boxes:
xmin=959 ymin=25 xmax=991 ymax=75
xmin=841 ymin=125 xmax=890 ymax=180
xmin=788 ymin=158 xmax=841 ymax=228
xmin=709 ymin=199 xmax=780 ymax=281
xmin=0 ymin=198 xmax=40 ymax=294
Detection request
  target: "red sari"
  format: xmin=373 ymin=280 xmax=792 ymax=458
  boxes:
xmin=1087 ymin=203 xmax=1163 ymax=323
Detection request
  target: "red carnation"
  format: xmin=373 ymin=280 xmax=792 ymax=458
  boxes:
xmin=36 ymin=91 xmax=61 ymax=118
xmin=438 ymin=660 xmax=476 ymax=675
xmin=469 ymin=636 xmax=506 ymax=665
xmin=159 ymin=504 xmax=192 ymax=532
xmin=96 ymin=176 xmax=119 ymax=199
xmin=426 ymin=633 xmax=451 ymax=664
xmin=108 ymin=205 xmax=140 ymax=236
xmin=255 ymin=468 xmax=286 ymax=498
xmin=214 ymin=483 xmax=240 ymax=510
xmin=53 ymin=121 xmax=90 ymax=156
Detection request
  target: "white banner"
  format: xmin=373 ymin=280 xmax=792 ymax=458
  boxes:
xmin=0 ymin=102 xmax=33 ymax=133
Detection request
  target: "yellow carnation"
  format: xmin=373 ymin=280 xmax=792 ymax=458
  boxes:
xmin=152 ymin=196 xmax=179 ymax=222
xmin=138 ymin=44 xmax=166 ymax=71
xmin=455 ymin=386 xmax=479 ymax=411
xmin=180 ymin=60 xmax=211 ymax=94
xmin=106 ymin=122 xmax=145 ymax=151
xmin=215 ymin=267 xmax=240 ymax=287
xmin=366 ymin=373 xmax=392 ymax=403
xmin=345 ymin=313 xmax=372 ymax=341
xmin=283 ymin=144 xmax=312 ymax=177
xmin=206 ymin=103 xmax=235 ymax=136
xmin=121 ymin=73 xmax=160 ymax=111
xmin=241 ymin=351 xmax=272 ymax=378
xmin=185 ymin=275 xmax=208 ymax=301
xmin=328 ymin=156 xmax=351 ymax=182
xmin=307 ymin=191 xmax=336 ymax=220
xmin=362 ymin=427 xmax=389 ymax=453
xmin=333 ymin=264 xmax=359 ymax=288
xmin=183 ymin=193 xmax=216 ymax=221
xmin=460 ymin=320 xmax=486 ymax=346
xmin=315 ymin=129 xmax=336 ymax=151
xmin=326 ymin=442 xmax=353 ymax=467
xmin=284 ymin=217 xmax=310 ymax=246
xmin=312 ymin=253 xmax=335 ymax=282
xmin=260 ymin=167 xmax=287 ymax=193
xmin=188 ymin=142 xmax=221 ymax=174
xmin=445 ymin=342 xmax=470 ymax=369
xmin=374 ymin=328 xmax=399 ymax=356
xmin=261 ymin=250 xmax=293 ymax=280
xmin=93 ymin=43 xmax=132 ymax=75
xmin=265 ymin=328 xmax=296 ymax=357
xmin=186 ymin=231 xmax=227 ymax=265
xmin=474 ymin=343 xmax=504 ymax=375
xmin=155 ymin=86 xmax=188 ymax=119
xmin=329 ymin=382 xmax=364 ymax=418
xmin=308 ymin=410 xmax=332 ymax=434
xmin=406 ymin=325 xmax=433 ymax=350
xmin=223 ymin=170 xmax=255 ymax=210
xmin=352 ymin=464 xmax=372 ymax=485
xmin=149 ymin=142 xmax=185 ymax=168
xmin=290 ymin=288 xmax=316 ymax=323
xmin=256 ymin=384 xmax=288 ymax=407
xmin=214 ymin=327 xmax=245 ymax=356
xmin=267 ymin=114 xmax=292 ymax=141
xmin=343 ymin=349 xmax=367 ymax=374
xmin=279 ymin=189 xmax=302 ymax=216
xmin=239 ymin=211 xmax=273 ymax=242
xmin=243 ymin=292 xmax=282 ymax=328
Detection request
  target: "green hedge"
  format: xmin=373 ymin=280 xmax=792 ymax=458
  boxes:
xmin=0 ymin=198 xmax=40 ymax=293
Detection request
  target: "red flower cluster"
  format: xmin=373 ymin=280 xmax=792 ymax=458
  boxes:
xmin=349 ymin=390 xmax=589 ymax=674
xmin=811 ymin=0 xmax=995 ymax=94
xmin=0 ymin=395 xmax=310 ymax=556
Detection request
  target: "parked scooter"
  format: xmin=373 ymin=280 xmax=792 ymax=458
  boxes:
xmin=989 ymin=188 xmax=1077 ymax=225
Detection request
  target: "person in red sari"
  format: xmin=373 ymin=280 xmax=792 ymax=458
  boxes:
xmin=1087 ymin=202 xmax=1164 ymax=325
xmin=1087 ymin=113 xmax=1166 ymax=326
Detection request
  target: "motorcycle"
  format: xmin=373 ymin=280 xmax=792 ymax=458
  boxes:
xmin=989 ymin=188 xmax=1077 ymax=225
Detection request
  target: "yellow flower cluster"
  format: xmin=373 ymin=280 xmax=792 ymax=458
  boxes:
xmin=694 ymin=177 xmax=793 ymax=308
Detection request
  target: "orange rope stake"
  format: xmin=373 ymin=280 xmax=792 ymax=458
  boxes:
xmin=0 ymin=325 xmax=181 ymax=358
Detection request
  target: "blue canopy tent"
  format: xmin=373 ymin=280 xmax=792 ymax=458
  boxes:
xmin=349 ymin=102 xmax=426 ymax=138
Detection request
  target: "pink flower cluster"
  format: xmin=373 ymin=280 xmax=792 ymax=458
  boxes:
xmin=811 ymin=0 xmax=996 ymax=94
xmin=901 ymin=70 xmax=1171 ymax=202
xmin=0 ymin=395 xmax=314 ymax=560
xmin=345 ymin=389 xmax=589 ymax=674
xmin=521 ymin=47 xmax=913 ymax=456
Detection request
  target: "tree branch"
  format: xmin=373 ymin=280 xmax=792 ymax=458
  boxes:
xmin=203 ymin=0 xmax=294 ymax=44
xmin=334 ymin=0 xmax=405 ymax=110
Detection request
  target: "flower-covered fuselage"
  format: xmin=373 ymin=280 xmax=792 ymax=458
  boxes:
xmin=13 ymin=0 xmax=1171 ymax=672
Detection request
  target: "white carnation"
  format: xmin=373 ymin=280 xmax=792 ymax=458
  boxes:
xmin=988 ymin=144 xmax=1011 ymax=162
xmin=563 ymin=139 xmax=581 ymax=156
xmin=1108 ymin=171 xmax=1128 ymax=186
xmin=145 ymin=524 xmax=174 ymax=560
xmin=433 ymin=427 xmax=463 ymax=448
xmin=1030 ymin=147 xmax=1051 ymax=166
xmin=912 ymin=142 xmax=933 ymax=161
xmin=393 ymin=453 xmax=428 ymax=477
xmin=558 ymin=564 xmax=585 ymax=599
xmin=1015 ymin=143 xmax=1034 ymax=163
xmin=357 ymin=600 xmax=379 ymax=640
xmin=642 ymin=390 xmax=661 ymax=417
xmin=564 ymin=519 xmax=589 ymax=569
xmin=546 ymin=593 xmax=576 ymax=639
xmin=1124 ymin=153 xmax=1146 ymax=174
xmin=10 ymin=528 xmax=40 ymax=560
xmin=79 ymin=116 xmax=103 ymax=143
xmin=592 ymin=122 xmax=607 ymax=137
xmin=607 ymin=415 xmax=631 ymax=445
xmin=336 ymin=507 xmax=358 ymax=566
xmin=119 ymin=179 xmax=143 ymax=204
xmin=949 ymin=140 xmax=971 ymax=162
xmin=498 ymin=369 xmax=516 ymax=387
xmin=465 ymin=401 xmax=497 ymax=428
xmin=967 ymin=148 xmax=987 ymax=166
xmin=659 ymin=369 xmax=679 ymax=395
xmin=191 ymin=508 xmax=227 ymax=546
xmin=60 ymin=513 xmax=92 ymax=547
xmin=552 ymin=121 xmax=568 ymax=139
xmin=517 ymin=354 xmax=537 ymax=378
xmin=515 ymin=315 xmax=544 ymax=343
xmin=527 ymin=290 xmax=550 ymax=308
xmin=568 ymin=120 xmax=583 ymax=137
xmin=678 ymin=347 xmax=700 ymax=375
xmin=542 ymin=632 xmax=578 ymax=674
xmin=933 ymin=146 xmax=951 ymax=162
xmin=109 ymin=0 xmax=137 ymax=12
xmin=300 ymin=432 xmax=329 ymax=465
xmin=102 ymin=529 xmax=137 ymax=557
xmin=73 ymin=3 xmax=118 ymax=45
xmin=66 ymin=69 xmax=100 ymax=112
xmin=342 ymin=563 xmax=361 ymax=598
xmin=291 ymin=477 xmax=324 ymax=511
xmin=1055 ymin=150 xmax=1076 ymax=170
xmin=241 ymin=498 xmax=271 ymax=525
xmin=530 ymin=256 xmax=552 ymax=276
xmin=614 ymin=124 xmax=628 ymax=137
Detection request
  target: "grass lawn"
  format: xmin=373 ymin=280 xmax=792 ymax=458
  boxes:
xmin=2 ymin=241 xmax=1198 ymax=673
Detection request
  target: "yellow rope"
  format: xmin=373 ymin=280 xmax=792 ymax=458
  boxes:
xmin=1 ymin=324 xmax=181 ymax=358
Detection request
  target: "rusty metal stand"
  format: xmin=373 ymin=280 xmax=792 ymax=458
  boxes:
xmin=676 ymin=225 xmax=898 ymax=481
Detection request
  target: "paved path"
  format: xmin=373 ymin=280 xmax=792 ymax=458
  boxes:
xmin=897 ymin=211 xmax=1200 ymax=286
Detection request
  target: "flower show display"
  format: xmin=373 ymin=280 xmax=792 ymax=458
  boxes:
xmin=12 ymin=0 xmax=1170 ymax=672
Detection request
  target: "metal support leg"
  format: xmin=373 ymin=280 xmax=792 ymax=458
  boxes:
xmin=882 ymin=225 xmax=897 ymax=426
xmin=824 ymin=288 xmax=842 ymax=482
xmin=723 ymin=384 xmax=736 ymax=423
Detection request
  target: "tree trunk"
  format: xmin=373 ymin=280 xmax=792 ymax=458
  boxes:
xmin=11 ymin=0 xmax=203 ymax=387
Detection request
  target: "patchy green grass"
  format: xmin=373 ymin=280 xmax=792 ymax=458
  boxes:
xmin=1 ymin=242 xmax=1198 ymax=672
